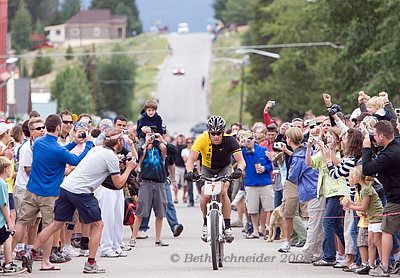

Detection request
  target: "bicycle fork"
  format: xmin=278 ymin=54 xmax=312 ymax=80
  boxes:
xmin=206 ymin=201 xmax=224 ymax=242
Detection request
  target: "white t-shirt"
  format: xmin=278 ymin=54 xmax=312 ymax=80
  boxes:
xmin=14 ymin=140 xmax=33 ymax=190
xmin=61 ymin=146 xmax=120 ymax=194
xmin=181 ymin=148 xmax=196 ymax=167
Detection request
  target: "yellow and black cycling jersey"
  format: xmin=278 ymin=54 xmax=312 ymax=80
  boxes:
xmin=191 ymin=133 xmax=241 ymax=169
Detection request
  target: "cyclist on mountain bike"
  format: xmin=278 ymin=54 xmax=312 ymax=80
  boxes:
xmin=185 ymin=116 xmax=246 ymax=243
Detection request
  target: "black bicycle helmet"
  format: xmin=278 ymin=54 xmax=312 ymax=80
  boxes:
xmin=206 ymin=116 xmax=226 ymax=132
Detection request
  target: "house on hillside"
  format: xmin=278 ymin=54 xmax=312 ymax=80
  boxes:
xmin=44 ymin=9 xmax=127 ymax=45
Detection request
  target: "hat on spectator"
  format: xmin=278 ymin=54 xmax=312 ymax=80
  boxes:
xmin=353 ymin=112 xmax=370 ymax=123
xmin=99 ymin=119 xmax=113 ymax=130
xmin=241 ymin=130 xmax=254 ymax=139
xmin=0 ymin=122 xmax=14 ymax=136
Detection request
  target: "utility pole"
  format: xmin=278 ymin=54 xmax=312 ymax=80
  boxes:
xmin=239 ymin=62 xmax=245 ymax=123
xmin=92 ymin=43 xmax=97 ymax=114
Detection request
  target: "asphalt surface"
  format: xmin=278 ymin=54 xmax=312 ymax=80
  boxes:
xmin=157 ymin=32 xmax=211 ymax=136
xmin=24 ymin=189 xmax=352 ymax=277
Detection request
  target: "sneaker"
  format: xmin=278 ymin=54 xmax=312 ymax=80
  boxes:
xmin=354 ymin=263 xmax=371 ymax=275
xmin=3 ymin=264 xmax=25 ymax=273
xmin=79 ymin=249 xmax=89 ymax=257
xmin=21 ymin=250 xmax=33 ymax=273
xmin=120 ymin=244 xmax=132 ymax=252
xmin=57 ymin=252 xmax=71 ymax=262
xmin=116 ymin=251 xmax=128 ymax=257
xmin=50 ymin=252 xmax=65 ymax=263
xmin=312 ymin=260 xmax=336 ymax=266
xmin=201 ymin=226 xmax=208 ymax=242
xmin=62 ymin=244 xmax=80 ymax=257
xmin=336 ymin=253 xmax=346 ymax=262
xmin=101 ymin=252 xmax=119 ymax=258
xmin=295 ymin=241 xmax=305 ymax=248
xmin=195 ymin=195 xmax=202 ymax=203
xmin=369 ymin=264 xmax=390 ymax=277
xmin=390 ymin=260 xmax=400 ymax=274
xmin=15 ymin=250 xmax=25 ymax=261
xmin=278 ymin=241 xmax=291 ymax=253
xmin=136 ymin=230 xmax=148 ymax=239
xmin=173 ymin=224 xmax=184 ymax=237
xmin=83 ymin=261 xmax=105 ymax=274
xmin=242 ymin=223 xmax=251 ymax=233
xmin=231 ymin=221 xmax=244 ymax=228
xmin=128 ymin=239 xmax=136 ymax=247
xmin=187 ymin=203 xmax=194 ymax=207
xmin=224 ymin=228 xmax=234 ymax=243
xmin=155 ymin=240 xmax=169 ymax=247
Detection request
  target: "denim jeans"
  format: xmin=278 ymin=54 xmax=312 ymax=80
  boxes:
xmin=350 ymin=209 xmax=361 ymax=265
xmin=274 ymin=189 xmax=283 ymax=209
xmin=187 ymin=181 xmax=194 ymax=205
xmin=322 ymin=196 xmax=345 ymax=262
xmin=139 ymin=177 xmax=179 ymax=233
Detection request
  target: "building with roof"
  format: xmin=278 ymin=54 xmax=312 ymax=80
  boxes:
xmin=44 ymin=9 xmax=127 ymax=46
xmin=0 ymin=0 xmax=10 ymax=113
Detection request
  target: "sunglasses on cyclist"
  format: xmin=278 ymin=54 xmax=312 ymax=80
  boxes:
xmin=62 ymin=120 xmax=74 ymax=125
xmin=31 ymin=126 xmax=45 ymax=131
xmin=209 ymin=131 xmax=222 ymax=136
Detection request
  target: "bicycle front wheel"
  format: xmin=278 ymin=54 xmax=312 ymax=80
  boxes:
xmin=210 ymin=210 xmax=219 ymax=270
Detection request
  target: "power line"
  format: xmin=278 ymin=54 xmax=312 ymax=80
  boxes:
xmin=1 ymin=41 xmax=343 ymax=59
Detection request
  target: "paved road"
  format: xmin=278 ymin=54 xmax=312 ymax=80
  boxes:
xmin=28 ymin=189 xmax=351 ymax=277
xmin=157 ymin=33 xmax=211 ymax=136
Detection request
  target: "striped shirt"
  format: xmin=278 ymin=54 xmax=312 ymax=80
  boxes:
xmin=327 ymin=156 xmax=356 ymax=186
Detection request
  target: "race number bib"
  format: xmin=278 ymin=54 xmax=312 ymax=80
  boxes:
xmin=204 ymin=181 xmax=222 ymax=195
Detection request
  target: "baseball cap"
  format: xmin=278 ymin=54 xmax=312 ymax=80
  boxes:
xmin=0 ymin=122 xmax=13 ymax=136
xmin=241 ymin=130 xmax=254 ymax=139
xmin=353 ymin=112 xmax=370 ymax=122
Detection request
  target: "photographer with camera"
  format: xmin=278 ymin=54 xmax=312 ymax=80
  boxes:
xmin=239 ymin=130 xmax=274 ymax=239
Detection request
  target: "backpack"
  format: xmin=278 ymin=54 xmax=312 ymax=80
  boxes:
xmin=124 ymin=197 xmax=137 ymax=226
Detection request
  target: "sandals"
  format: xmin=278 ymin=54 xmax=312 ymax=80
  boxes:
xmin=312 ymin=260 xmax=336 ymax=266
xmin=289 ymin=258 xmax=312 ymax=264
xmin=333 ymin=262 xmax=347 ymax=268
xmin=245 ymin=234 xmax=259 ymax=239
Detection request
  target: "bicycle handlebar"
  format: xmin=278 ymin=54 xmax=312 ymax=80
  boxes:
xmin=197 ymin=174 xmax=232 ymax=182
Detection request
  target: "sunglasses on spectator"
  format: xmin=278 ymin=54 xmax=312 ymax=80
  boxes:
xmin=62 ymin=120 xmax=74 ymax=125
xmin=31 ymin=126 xmax=45 ymax=131
xmin=209 ymin=131 xmax=222 ymax=136
xmin=187 ymin=141 xmax=194 ymax=144
xmin=75 ymin=123 xmax=88 ymax=128
xmin=316 ymin=122 xmax=322 ymax=125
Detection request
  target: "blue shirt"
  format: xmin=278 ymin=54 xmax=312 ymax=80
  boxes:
xmin=0 ymin=178 xmax=9 ymax=228
xmin=241 ymin=144 xmax=273 ymax=186
xmin=26 ymin=134 xmax=93 ymax=197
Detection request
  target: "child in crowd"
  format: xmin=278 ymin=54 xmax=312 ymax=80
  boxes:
xmin=136 ymin=100 xmax=164 ymax=147
xmin=0 ymin=157 xmax=26 ymax=273
xmin=341 ymin=165 xmax=383 ymax=274
xmin=366 ymin=96 xmax=392 ymax=122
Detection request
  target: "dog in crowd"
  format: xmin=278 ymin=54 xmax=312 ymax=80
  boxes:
xmin=266 ymin=205 xmax=284 ymax=242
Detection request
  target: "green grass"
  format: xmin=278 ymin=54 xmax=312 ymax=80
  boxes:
xmin=26 ymin=34 xmax=168 ymax=121
xmin=210 ymin=33 xmax=253 ymax=127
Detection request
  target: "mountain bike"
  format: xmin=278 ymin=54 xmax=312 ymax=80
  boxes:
xmin=198 ymin=175 xmax=232 ymax=270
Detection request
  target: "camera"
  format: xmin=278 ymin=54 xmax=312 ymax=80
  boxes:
xmin=328 ymin=104 xmax=342 ymax=116
xmin=150 ymin=134 xmax=155 ymax=140
xmin=369 ymin=133 xmax=376 ymax=144
xmin=245 ymin=139 xmax=251 ymax=143
xmin=269 ymin=101 xmax=276 ymax=106
xmin=121 ymin=156 xmax=133 ymax=165
xmin=245 ymin=147 xmax=254 ymax=155
xmin=287 ymin=123 xmax=294 ymax=128
xmin=273 ymin=142 xmax=282 ymax=149
xmin=323 ymin=137 xmax=327 ymax=145
xmin=123 ymin=129 xmax=129 ymax=135
xmin=78 ymin=132 xmax=86 ymax=139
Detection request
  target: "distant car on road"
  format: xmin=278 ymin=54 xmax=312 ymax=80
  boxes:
xmin=173 ymin=64 xmax=185 ymax=75
xmin=177 ymin=23 xmax=189 ymax=34
xmin=190 ymin=122 xmax=207 ymax=136
xmin=34 ymin=41 xmax=55 ymax=50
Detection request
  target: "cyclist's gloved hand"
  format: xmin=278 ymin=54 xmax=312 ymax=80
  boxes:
xmin=185 ymin=171 xmax=195 ymax=182
xmin=230 ymin=168 xmax=242 ymax=179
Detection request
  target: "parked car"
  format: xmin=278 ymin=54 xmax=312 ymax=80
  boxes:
xmin=190 ymin=122 xmax=207 ymax=136
xmin=177 ymin=23 xmax=189 ymax=34
xmin=173 ymin=64 xmax=185 ymax=75
xmin=34 ymin=41 xmax=55 ymax=50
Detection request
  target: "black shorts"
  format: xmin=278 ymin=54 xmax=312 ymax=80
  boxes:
xmin=0 ymin=225 xmax=10 ymax=245
xmin=54 ymin=188 xmax=102 ymax=224
xmin=8 ymin=193 xmax=15 ymax=210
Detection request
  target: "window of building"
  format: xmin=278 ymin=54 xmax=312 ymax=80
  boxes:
xmin=94 ymin=27 xmax=100 ymax=37
xmin=70 ymin=28 xmax=79 ymax=35
xmin=56 ymin=30 xmax=61 ymax=36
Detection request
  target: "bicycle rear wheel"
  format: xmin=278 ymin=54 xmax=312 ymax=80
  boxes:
xmin=210 ymin=210 xmax=219 ymax=270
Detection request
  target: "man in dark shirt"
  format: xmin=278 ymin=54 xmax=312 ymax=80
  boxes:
xmin=362 ymin=120 xmax=400 ymax=276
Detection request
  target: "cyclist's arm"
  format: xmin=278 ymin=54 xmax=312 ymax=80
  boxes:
xmin=233 ymin=151 xmax=246 ymax=172
xmin=186 ymin=149 xmax=200 ymax=173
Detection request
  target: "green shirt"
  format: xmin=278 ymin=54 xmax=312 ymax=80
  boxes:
xmin=360 ymin=185 xmax=383 ymax=223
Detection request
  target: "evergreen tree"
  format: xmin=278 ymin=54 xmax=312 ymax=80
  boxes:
xmin=10 ymin=1 xmax=33 ymax=50
xmin=212 ymin=0 xmax=228 ymax=22
xmin=34 ymin=18 xmax=45 ymax=34
xmin=96 ymin=44 xmax=136 ymax=118
xmin=65 ymin=45 xmax=74 ymax=60
xmin=61 ymin=0 xmax=81 ymax=22
xmin=31 ymin=51 xmax=53 ymax=78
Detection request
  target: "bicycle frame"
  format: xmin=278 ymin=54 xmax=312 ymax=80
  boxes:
xmin=206 ymin=195 xmax=224 ymax=243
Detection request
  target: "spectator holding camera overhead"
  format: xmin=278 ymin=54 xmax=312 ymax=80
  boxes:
xmin=263 ymin=100 xmax=275 ymax=128
xmin=305 ymin=126 xmax=347 ymax=266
